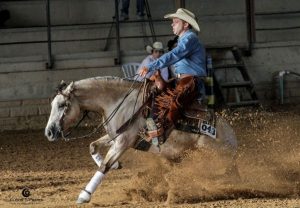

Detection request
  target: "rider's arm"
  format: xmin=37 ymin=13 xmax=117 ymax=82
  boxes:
xmin=147 ymin=31 xmax=198 ymax=72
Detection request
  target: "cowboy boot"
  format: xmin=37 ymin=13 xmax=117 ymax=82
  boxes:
xmin=145 ymin=118 xmax=164 ymax=146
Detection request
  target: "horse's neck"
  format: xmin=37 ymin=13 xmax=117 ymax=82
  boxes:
xmin=74 ymin=88 xmax=102 ymax=112
xmin=74 ymin=79 xmax=140 ymax=114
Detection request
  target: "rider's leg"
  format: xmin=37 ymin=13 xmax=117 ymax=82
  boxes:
xmin=157 ymin=76 xmax=198 ymax=141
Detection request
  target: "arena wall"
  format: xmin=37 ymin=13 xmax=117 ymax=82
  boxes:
xmin=1 ymin=0 xmax=300 ymax=131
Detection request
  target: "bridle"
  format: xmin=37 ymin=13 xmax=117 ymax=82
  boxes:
xmin=56 ymin=90 xmax=104 ymax=141
xmin=58 ymin=92 xmax=71 ymax=133
xmin=55 ymin=76 xmax=148 ymax=142
xmin=56 ymin=92 xmax=90 ymax=141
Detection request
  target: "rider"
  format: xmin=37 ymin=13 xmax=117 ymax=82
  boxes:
xmin=139 ymin=8 xmax=207 ymax=142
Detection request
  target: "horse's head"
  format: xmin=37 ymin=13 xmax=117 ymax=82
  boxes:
xmin=45 ymin=81 xmax=81 ymax=141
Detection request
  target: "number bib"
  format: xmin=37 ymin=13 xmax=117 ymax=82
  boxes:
xmin=200 ymin=122 xmax=216 ymax=139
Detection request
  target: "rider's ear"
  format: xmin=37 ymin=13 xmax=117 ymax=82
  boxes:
xmin=64 ymin=81 xmax=75 ymax=97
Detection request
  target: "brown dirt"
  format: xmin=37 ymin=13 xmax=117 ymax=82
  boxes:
xmin=0 ymin=105 xmax=299 ymax=208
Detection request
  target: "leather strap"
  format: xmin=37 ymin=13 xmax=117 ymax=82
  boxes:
xmin=116 ymin=95 xmax=152 ymax=134
xmin=176 ymin=74 xmax=193 ymax=79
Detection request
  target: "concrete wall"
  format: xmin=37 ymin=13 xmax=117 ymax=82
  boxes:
xmin=0 ymin=66 xmax=123 ymax=131
xmin=245 ymin=42 xmax=300 ymax=103
xmin=0 ymin=0 xmax=248 ymax=56
xmin=1 ymin=0 xmax=300 ymax=131
xmin=0 ymin=98 xmax=50 ymax=131
xmin=255 ymin=0 xmax=300 ymax=43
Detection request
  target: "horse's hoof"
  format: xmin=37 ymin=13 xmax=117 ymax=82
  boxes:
xmin=111 ymin=161 xmax=122 ymax=170
xmin=76 ymin=190 xmax=91 ymax=204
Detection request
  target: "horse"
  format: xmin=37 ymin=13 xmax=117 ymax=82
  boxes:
xmin=45 ymin=76 xmax=238 ymax=204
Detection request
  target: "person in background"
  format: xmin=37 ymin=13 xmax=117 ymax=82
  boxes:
xmin=120 ymin=0 xmax=144 ymax=21
xmin=167 ymin=36 xmax=178 ymax=52
xmin=0 ymin=8 xmax=10 ymax=28
xmin=136 ymin=41 xmax=169 ymax=81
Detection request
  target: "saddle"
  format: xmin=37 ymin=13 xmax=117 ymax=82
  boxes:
xmin=140 ymin=71 xmax=216 ymax=146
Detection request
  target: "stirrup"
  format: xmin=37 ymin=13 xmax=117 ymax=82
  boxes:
xmin=144 ymin=118 xmax=164 ymax=146
xmin=146 ymin=127 xmax=164 ymax=144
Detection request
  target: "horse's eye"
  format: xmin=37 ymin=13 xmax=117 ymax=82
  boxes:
xmin=58 ymin=103 xmax=66 ymax=108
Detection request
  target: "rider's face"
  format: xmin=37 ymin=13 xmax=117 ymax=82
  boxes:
xmin=171 ymin=18 xmax=188 ymax=36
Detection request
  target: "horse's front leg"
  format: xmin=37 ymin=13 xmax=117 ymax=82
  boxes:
xmin=89 ymin=134 xmax=113 ymax=155
xmin=89 ymin=134 xmax=120 ymax=169
xmin=77 ymin=135 xmax=129 ymax=204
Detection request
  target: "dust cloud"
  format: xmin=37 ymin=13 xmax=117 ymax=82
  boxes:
xmin=125 ymin=106 xmax=300 ymax=204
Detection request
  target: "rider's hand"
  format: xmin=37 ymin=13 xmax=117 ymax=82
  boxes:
xmin=139 ymin=66 xmax=149 ymax=77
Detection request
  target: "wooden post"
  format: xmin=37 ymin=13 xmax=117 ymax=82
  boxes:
xmin=175 ymin=0 xmax=185 ymax=8
xmin=245 ymin=0 xmax=256 ymax=55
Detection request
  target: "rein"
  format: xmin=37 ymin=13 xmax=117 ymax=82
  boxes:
xmin=116 ymin=85 xmax=151 ymax=134
xmin=59 ymin=75 xmax=146 ymax=141
xmin=63 ymin=110 xmax=89 ymax=137
xmin=61 ymin=110 xmax=100 ymax=141
xmin=57 ymin=92 xmax=102 ymax=141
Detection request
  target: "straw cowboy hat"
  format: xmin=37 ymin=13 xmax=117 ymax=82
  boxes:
xmin=164 ymin=8 xmax=200 ymax=32
xmin=146 ymin=41 xmax=164 ymax=54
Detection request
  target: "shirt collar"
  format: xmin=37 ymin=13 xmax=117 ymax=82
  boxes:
xmin=178 ymin=29 xmax=192 ymax=41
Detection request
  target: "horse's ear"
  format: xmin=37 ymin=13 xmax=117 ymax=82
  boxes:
xmin=56 ymin=80 xmax=68 ymax=93
xmin=60 ymin=80 xmax=66 ymax=86
xmin=64 ymin=81 xmax=75 ymax=96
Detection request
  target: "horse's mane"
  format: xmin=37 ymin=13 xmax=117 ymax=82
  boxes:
xmin=74 ymin=76 xmax=140 ymax=92
xmin=51 ymin=76 xmax=141 ymax=100
xmin=78 ymin=76 xmax=129 ymax=83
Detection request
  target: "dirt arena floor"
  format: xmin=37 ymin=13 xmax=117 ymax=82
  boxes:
xmin=0 ymin=105 xmax=299 ymax=207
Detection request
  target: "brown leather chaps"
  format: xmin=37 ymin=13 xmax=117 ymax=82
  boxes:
xmin=155 ymin=76 xmax=199 ymax=127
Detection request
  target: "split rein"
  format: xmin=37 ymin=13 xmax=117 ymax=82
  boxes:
xmin=59 ymin=75 xmax=146 ymax=141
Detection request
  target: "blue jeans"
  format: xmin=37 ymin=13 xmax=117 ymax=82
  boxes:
xmin=121 ymin=0 xmax=144 ymax=16
xmin=197 ymin=78 xmax=206 ymax=101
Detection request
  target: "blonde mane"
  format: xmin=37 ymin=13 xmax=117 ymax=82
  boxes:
xmin=74 ymin=76 xmax=140 ymax=93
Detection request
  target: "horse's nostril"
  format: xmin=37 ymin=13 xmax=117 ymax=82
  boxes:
xmin=47 ymin=129 xmax=52 ymax=138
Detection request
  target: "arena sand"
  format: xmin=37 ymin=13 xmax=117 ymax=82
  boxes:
xmin=0 ymin=105 xmax=299 ymax=207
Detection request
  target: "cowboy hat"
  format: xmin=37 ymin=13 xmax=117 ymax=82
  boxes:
xmin=146 ymin=41 xmax=164 ymax=54
xmin=164 ymin=8 xmax=200 ymax=32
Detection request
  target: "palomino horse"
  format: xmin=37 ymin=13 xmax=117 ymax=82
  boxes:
xmin=45 ymin=76 xmax=238 ymax=204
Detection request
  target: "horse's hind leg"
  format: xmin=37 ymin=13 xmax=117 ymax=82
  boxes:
xmin=224 ymin=150 xmax=240 ymax=181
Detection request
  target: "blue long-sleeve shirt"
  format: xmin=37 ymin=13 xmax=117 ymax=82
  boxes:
xmin=136 ymin=55 xmax=169 ymax=81
xmin=147 ymin=30 xmax=206 ymax=77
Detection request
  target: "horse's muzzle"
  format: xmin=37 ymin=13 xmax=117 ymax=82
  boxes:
xmin=45 ymin=124 xmax=61 ymax=141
